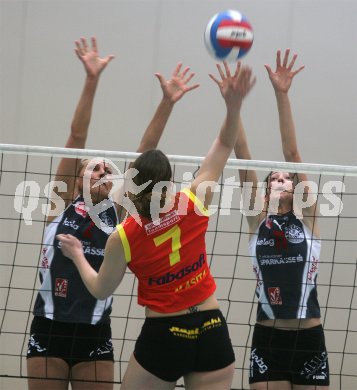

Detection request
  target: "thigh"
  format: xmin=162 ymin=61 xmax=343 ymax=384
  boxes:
xmin=184 ymin=362 xmax=235 ymax=390
xmin=27 ymin=356 xmax=69 ymax=390
xmin=71 ymin=361 xmax=114 ymax=390
xmin=293 ymin=386 xmax=329 ymax=390
xmin=121 ymin=354 xmax=176 ymax=390
xmin=249 ymin=381 xmax=292 ymax=390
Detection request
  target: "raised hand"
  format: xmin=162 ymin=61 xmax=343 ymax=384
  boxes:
xmin=209 ymin=61 xmax=256 ymax=107
xmin=265 ymin=49 xmax=304 ymax=93
xmin=75 ymin=37 xmax=114 ymax=79
xmin=155 ymin=63 xmax=199 ymax=104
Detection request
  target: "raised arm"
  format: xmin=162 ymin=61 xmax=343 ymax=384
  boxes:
xmin=136 ymin=63 xmax=199 ymax=153
xmin=234 ymin=117 xmax=261 ymax=230
xmin=114 ymin=63 xmax=199 ymax=218
xmin=266 ymin=49 xmax=317 ymax=221
xmin=53 ymin=37 xmax=114 ymax=209
xmin=265 ymin=49 xmax=304 ymax=165
xmin=191 ymin=62 xmax=256 ymax=209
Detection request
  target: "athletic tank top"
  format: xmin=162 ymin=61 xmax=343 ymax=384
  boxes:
xmin=117 ymin=188 xmax=216 ymax=313
xmin=33 ymin=195 xmax=119 ymax=324
xmin=249 ymin=211 xmax=321 ymax=320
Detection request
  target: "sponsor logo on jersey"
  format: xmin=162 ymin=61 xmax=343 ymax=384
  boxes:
xmin=63 ymin=217 xmax=79 ymax=230
xmin=257 ymin=238 xmax=275 ymax=246
xmin=74 ymin=201 xmax=88 ymax=217
xmin=144 ymin=210 xmax=180 ymax=236
xmin=82 ymin=245 xmax=105 ymax=257
xmin=40 ymin=247 xmax=49 ymax=269
xmin=99 ymin=211 xmax=114 ymax=228
xmin=174 ymin=268 xmax=207 ymax=292
xmin=55 ymin=278 xmax=68 ymax=297
xmin=268 ymin=287 xmax=282 ymax=305
xmin=285 ymin=224 xmax=304 ymax=244
xmin=260 ymin=254 xmax=304 ymax=266
xmin=307 ymin=255 xmax=319 ymax=282
xmin=148 ymin=253 xmax=205 ymax=286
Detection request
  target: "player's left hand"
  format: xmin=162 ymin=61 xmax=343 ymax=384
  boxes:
xmin=57 ymin=234 xmax=84 ymax=261
xmin=75 ymin=36 xmax=114 ymax=80
xmin=155 ymin=63 xmax=200 ymax=104
xmin=265 ymin=49 xmax=304 ymax=93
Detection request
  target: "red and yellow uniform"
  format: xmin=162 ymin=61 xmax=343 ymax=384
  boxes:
xmin=117 ymin=188 xmax=216 ymax=313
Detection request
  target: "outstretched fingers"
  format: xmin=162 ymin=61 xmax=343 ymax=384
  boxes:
xmin=233 ymin=61 xmax=242 ymax=78
xmin=239 ymin=66 xmax=256 ymax=96
xmin=276 ymin=49 xmax=282 ymax=69
xmin=172 ymin=62 xmax=183 ymax=77
xmin=223 ymin=61 xmax=232 ymax=78
xmin=288 ymin=53 xmax=305 ymax=75
xmin=91 ymin=36 xmax=98 ymax=53
xmin=282 ymin=48 xmax=290 ymax=68
xmin=216 ymin=63 xmax=226 ymax=81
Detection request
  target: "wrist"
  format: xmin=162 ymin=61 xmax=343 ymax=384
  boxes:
xmin=274 ymin=89 xmax=289 ymax=98
xmin=225 ymin=99 xmax=242 ymax=112
xmin=161 ymin=95 xmax=175 ymax=108
xmin=85 ymin=74 xmax=100 ymax=84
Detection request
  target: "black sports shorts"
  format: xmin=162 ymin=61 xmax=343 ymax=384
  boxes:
xmin=249 ymin=323 xmax=329 ymax=386
xmin=27 ymin=316 xmax=114 ymax=368
xmin=134 ymin=309 xmax=235 ymax=382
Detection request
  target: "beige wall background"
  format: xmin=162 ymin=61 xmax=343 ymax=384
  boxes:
xmin=1 ymin=0 xmax=356 ymax=389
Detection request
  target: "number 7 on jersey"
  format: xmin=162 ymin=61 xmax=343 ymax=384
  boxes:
xmin=153 ymin=225 xmax=182 ymax=266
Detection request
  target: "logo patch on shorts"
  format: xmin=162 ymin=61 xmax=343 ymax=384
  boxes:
xmin=301 ymin=351 xmax=328 ymax=380
xmin=55 ymin=278 xmax=68 ymax=297
xmin=268 ymin=287 xmax=282 ymax=305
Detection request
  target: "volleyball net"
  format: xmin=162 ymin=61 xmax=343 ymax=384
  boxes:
xmin=0 ymin=143 xmax=356 ymax=389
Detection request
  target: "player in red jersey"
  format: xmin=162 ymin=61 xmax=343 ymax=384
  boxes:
xmin=58 ymin=61 xmax=256 ymax=389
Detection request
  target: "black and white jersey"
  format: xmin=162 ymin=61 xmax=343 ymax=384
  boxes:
xmin=33 ymin=195 xmax=119 ymax=325
xmin=249 ymin=211 xmax=321 ymax=321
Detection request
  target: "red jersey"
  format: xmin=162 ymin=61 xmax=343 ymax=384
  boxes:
xmin=116 ymin=188 xmax=216 ymax=313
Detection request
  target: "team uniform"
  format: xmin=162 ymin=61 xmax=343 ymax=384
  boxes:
xmin=27 ymin=195 xmax=118 ymax=367
xmin=248 ymin=211 xmax=329 ymax=385
xmin=117 ymin=188 xmax=235 ymax=381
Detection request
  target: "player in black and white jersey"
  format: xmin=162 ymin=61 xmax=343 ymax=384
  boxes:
xmin=235 ymin=49 xmax=329 ymax=389
xmin=26 ymin=37 xmax=199 ymax=390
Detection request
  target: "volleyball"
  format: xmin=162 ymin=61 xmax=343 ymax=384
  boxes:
xmin=204 ymin=10 xmax=254 ymax=62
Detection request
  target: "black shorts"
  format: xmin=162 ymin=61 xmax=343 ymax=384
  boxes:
xmin=249 ymin=323 xmax=329 ymax=386
xmin=27 ymin=316 xmax=114 ymax=368
xmin=134 ymin=309 xmax=235 ymax=382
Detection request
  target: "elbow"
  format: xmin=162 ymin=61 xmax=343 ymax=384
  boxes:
xmin=94 ymin=290 xmax=111 ymax=301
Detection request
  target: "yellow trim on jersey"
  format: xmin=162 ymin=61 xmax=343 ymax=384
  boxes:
xmin=181 ymin=188 xmax=209 ymax=217
xmin=117 ymin=224 xmax=131 ymax=263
